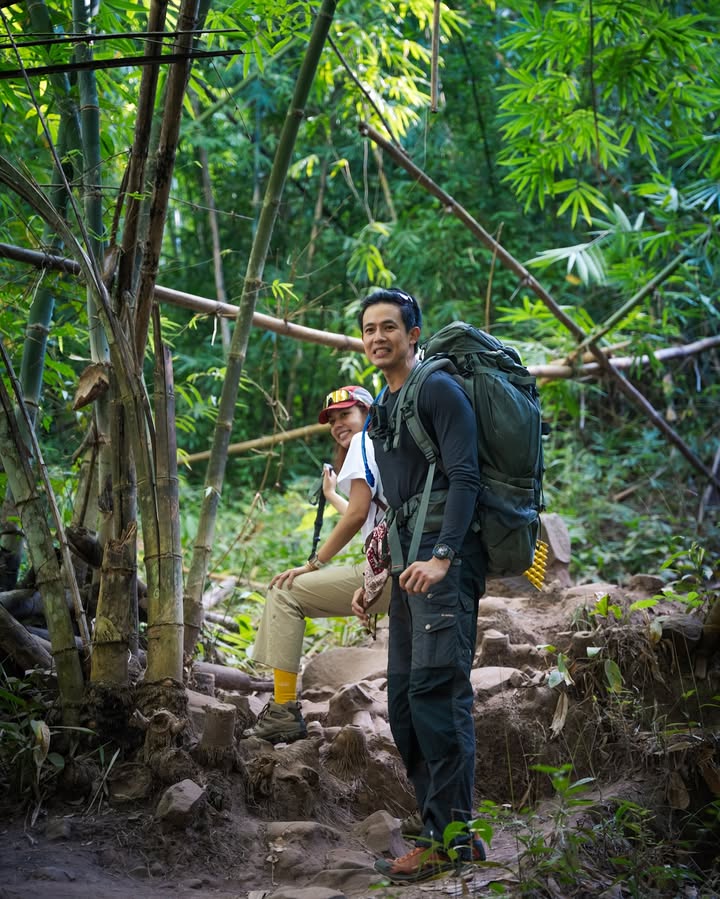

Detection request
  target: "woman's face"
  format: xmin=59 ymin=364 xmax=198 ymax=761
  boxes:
xmin=326 ymin=404 xmax=368 ymax=449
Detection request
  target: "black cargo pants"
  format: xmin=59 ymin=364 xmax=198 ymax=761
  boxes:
xmin=387 ymin=529 xmax=485 ymax=853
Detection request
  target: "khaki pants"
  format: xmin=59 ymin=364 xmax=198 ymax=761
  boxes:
xmin=251 ymin=562 xmax=391 ymax=673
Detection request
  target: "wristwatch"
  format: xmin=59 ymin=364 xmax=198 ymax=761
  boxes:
xmin=432 ymin=544 xmax=455 ymax=562
xmin=307 ymin=552 xmax=325 ymax=570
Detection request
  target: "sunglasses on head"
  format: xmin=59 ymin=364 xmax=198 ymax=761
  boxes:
xmin=373 ymin=288 xmax=421 ymax=328
xmin=324 ymin=388 xmax=357 ymax=409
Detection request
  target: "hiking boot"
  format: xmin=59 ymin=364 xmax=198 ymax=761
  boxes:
xmin=374 ymin=841 xmax=486 ymax=884
xmin=242 ymin=700 xmax=307 ymax=744
xmin=374 ymin=846 xmax=459 ymax=883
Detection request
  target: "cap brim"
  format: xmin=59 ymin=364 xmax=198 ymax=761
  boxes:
xmin=318 ymin=399 xmax=367 ymax=424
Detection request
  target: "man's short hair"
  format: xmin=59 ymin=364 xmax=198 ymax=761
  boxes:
xmin=358 ymin=288 xmax=423 ymax=333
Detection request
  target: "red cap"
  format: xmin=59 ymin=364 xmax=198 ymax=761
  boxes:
xmin=318 ymin=385 xmax=373 ymax=424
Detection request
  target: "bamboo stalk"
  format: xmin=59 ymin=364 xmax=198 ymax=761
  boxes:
xmin=90 ymin=523 xmax=136 ymax=684
xmin=116 ymin=0 xmax=168 ymax=299
xmin=0 ymin=343 xmax=84 ymax=723
xmin=0 ymin=605 xmax=53 ymax=671
xmin=145 ymin=329 xmax=184 ymax=681
xmin=182 ymin=0 xmax=339 ymax=657
xmin=430 ymin=0 xmax=441 ymax=113
xmin=0 ymin=158 xmax=165 ymax=680
xmin=2 ymin=0 xmax=80 ymax=579
xmin=133 ymin=0 xmax=203 ymax=361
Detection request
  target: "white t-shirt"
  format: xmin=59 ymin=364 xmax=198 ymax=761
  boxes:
xmin=337 ymin=431 xmax=386 ymax=544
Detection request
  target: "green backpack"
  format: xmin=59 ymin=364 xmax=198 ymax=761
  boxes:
xmin=375 ymin=321 xmax=545 ymax=577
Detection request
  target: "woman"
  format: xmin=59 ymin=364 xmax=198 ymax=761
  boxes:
xmin=245 ymin=385 xmax=390 ymax=744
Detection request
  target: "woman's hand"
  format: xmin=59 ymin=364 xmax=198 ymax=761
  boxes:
xmin=269 ymin=563 xmax=313 ymax=590
xmin=321 ymin=464 xmax=338 ymax=500
xmin=351 ymin=586 xmax=369 ymax=625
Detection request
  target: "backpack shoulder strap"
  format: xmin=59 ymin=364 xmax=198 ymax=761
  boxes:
xmin=391 ymin=357 xmax=454 ymax=460
xmin=394 ymin=357 xmax=455 ymax=567
xmin=361 ymin=385 xmax=387 ymax=489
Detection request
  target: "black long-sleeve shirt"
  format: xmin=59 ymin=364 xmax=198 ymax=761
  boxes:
xmin=371 ymin=369 xmax=480 ymax=553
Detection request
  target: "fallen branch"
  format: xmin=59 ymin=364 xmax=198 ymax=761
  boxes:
xmin=182 ymin=421 xmax=328 ymax=465
xmin=202 ymin=576 xmax=238 ymax=610
xmin=0 ymin=605 xmax=52 ymax=670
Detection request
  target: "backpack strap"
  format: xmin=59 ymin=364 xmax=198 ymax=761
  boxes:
xmin=406 ymin=459 xmax=436 ymax=567
xmin=387 ymin=358 xmax=458 ymax=570
xmin=361 ymin=386 xmax=387 ymax=489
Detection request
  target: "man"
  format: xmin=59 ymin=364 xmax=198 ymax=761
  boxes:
xmin=355 ymin=287 xmax=486 ymax=883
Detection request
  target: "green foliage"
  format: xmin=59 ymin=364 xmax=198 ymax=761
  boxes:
xmin=0 ymin=666 xmax=94 ymax=818
xmin=496 ymin=1 xmax=718 ymax=220
xmin=655 ymin=540 xmax=718 ymax=614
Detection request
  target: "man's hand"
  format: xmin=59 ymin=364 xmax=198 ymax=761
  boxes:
xmin=399 ymin=557 xmax=451 ymax=594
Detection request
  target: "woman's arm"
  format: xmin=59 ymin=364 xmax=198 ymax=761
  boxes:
xmin=323 ymin=465 xmax=348 ymax=515
xmin=269 ymin=477 xmax=371 ymax=589
xmin=315 ymin=477 xmax=371 ymax=562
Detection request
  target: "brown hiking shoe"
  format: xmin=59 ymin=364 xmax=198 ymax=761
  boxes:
xmin=374 ymin=840 xmax=486 ymax=884
xmin=374 ymin=846 xmax=458 ymax=883
xmin=242 ymin=700 xmax=307 ymax=744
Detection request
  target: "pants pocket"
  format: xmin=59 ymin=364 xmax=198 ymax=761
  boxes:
xmin=411 ymin=609 xmax=458 ymax=669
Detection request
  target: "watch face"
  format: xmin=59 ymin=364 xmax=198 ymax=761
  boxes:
xmin=433 ymin=544 xmax=451 ymax=560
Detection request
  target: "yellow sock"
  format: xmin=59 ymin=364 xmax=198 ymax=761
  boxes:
xmin=273 ymin=668 xmax=298 ymax=705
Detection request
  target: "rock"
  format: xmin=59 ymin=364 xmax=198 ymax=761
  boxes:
xmin=541 ymin=513 xmax=571 ymax=564
xmin=155 ymin=779 xmax=206 ymax=827
xmin=627 ymin=573 xmax=665 ymax=594
xmin=310 ymin=866 xmax=375 ymax=893
xmin=325 ymin=682 xmax=379 ymax=727
xmin=352 ymin=809 xmax=406 ymax=856
xmin=301 ymin=647 xmax=387 ymax=695
xmin=265 ymin=821 xmax=342 ymax=844
xmin=471 ymin=666 xmax=523 ymax=697
xmin=45 ymin=817 xmax=72 ymax=840
xmin=477 ymin=596 xmax=510 ymax=613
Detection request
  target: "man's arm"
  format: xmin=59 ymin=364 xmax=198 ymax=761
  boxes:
xmin=422 ymin=372 xmax=480 ymax=551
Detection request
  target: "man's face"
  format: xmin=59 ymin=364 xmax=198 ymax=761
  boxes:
xmin=361 ymin=302 xmax=419 ymax=372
